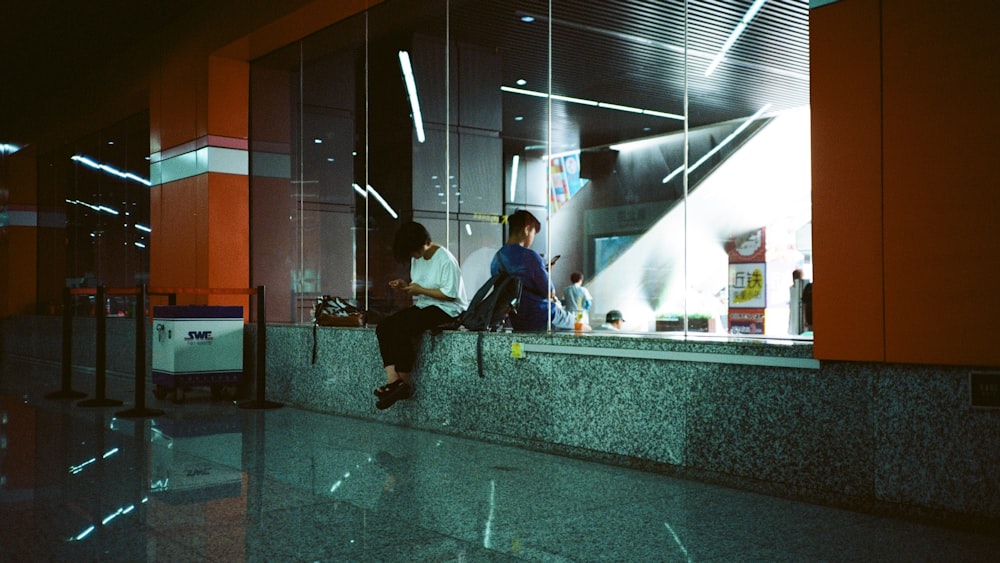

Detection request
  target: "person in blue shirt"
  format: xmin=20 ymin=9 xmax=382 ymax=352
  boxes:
xmin=491 ymin=210 xmax=578 ymax=332
xmin=562 ymin=271 xmax=593 ymax=326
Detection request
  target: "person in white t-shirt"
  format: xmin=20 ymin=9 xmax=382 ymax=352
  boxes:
xmin=374 ymin=222 xmax=468 ymax=409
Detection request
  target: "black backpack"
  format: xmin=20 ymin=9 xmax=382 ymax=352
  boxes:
xmin=433 ymin=258 xmax=522 ymax=377
xmin=451 ymin=269 xmax=523 ymax=332
xmin=437 ymin=252 xmax=523 ymax=333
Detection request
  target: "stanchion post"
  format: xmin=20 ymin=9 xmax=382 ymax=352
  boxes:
xmin=116 ymin=284 xmax=164 ymax=418
xmin=238 ymin=285 xmax=282 ymax=410
xmin=79 ymin=285 xmax=123 ymax=408
xmin=47 ymin=287 xmax=86 ymax=399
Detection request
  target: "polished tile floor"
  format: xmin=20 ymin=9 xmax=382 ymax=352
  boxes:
xmin=2 ymin=359 xmax=998 ymax=562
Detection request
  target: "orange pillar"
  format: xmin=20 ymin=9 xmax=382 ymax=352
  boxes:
xmin=149 ymin=54 xmax=250 ymax=313
xmin=810 ymin=0 xmax=885 ymax=362
xmin=0 ymin=151 xmax=40 ymax=316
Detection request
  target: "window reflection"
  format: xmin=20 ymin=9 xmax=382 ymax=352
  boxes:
xmin=37 ymin=112 xmax=150 ymax=315
xmin=249 ymin=0 xmax=810 ymax=336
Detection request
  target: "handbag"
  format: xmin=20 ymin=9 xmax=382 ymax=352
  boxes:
xmin=312 ymin=296 xmax=365 ymax=364
xmin=313 ymin=295 xmax=365 ymax=327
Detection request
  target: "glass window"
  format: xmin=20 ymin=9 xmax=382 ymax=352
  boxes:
xmin=248 ymin=0 xmax=811 ymax=337
xmin=37 ymin=112 xmax=150 ymax=315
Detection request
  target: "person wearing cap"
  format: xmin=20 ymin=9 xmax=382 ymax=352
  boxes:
xmin=598 ymin=310 xmax=626 ymax=331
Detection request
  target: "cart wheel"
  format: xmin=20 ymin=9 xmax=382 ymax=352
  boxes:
xmin=153 ymin=385 xmax=168 ymax=400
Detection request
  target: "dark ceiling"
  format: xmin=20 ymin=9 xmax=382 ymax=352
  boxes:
xmin=406 ymin=0 xmax=809 ymax=154
xmin=0 ymin=0 xmax=207 ymax=144
xmin=1 ymin=0 xmax=808 ymax=155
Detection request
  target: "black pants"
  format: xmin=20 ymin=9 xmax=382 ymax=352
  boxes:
xmin=375 ymin=305 xmax=452 ymax=373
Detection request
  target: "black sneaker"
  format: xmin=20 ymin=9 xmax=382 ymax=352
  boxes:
xmin=376 ymin=381 xmax=413 ymax=410
xmin=374 ymin=379 xmax=405 ymax=397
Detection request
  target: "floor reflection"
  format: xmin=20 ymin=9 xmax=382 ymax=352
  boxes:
xmin=2 ymin=359 xmax=998 ymax=562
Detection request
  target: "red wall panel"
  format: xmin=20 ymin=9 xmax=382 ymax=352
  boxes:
xmin=810 ymin=0 xmax=886 ymax=362
xmin=881 ymin=0 xmax=1000 ymax=366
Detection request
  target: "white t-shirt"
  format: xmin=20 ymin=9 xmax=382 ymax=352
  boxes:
xmin=409 ymin=246 xmax=468 ymax=318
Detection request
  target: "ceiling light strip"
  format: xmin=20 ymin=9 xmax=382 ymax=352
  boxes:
xmin=662 ymin=104 xmax=772 ymax=184
xmin=501 ymin=86 xmax=682 ymax=121
xmin=71 ymin=155 xmax=151 ymax=187
xmin=704 ymin=0 xmax=768 ymax=77
xmin=398 ymin=51 xmax=426 ymax=143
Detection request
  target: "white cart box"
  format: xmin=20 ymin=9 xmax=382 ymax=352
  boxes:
xmin=152 ymin=305 xmax=244 ymax=390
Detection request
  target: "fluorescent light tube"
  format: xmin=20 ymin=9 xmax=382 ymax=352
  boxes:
xmin=509 ymin=155 xmax=520 ymax=201
xmin=704 ymin=0 xmax=767 ymax=77
xmin=662 ymin=104 xmax=772 ymax=183
xmin=365 ymin=184 xmax=398 ymax=219
xmin=398 ymin=51 xmax=426 ymax=143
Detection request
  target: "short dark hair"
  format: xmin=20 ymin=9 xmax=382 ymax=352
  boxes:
xmin=392 ymin=221 xmax=431 ymax=263
xmin=570 ymin=272 xmax=583 ymax=283
xmin=508 ymin=209 xmax=541 ymax=234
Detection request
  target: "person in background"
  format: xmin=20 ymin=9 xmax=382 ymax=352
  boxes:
xmin=562 ymin=271 xmax=593 ymax=327
xmin=598 ymin=310 xmax=626 ymax=331
xmin=492 ymin=210 xmax=579 ymax=332
xmin=374 ymin=221 xmax=468 ymax=409
xmin=788 ymin=268 xmax=810 ymax=335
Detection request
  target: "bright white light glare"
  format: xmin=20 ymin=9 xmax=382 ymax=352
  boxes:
xmin=643 ymin=109 xmax=684 ymax=119
xmin=0 ymin=143 xmax=21 ymax=154
xmin=509 ymin=155 xmax=520 ymax=200
xmin=552 ymin=94 xmax=599 ymax=106
xmin=71 ymin=154 xmax=152 ymax=186
xmin=465 ymin=223 xmax=472 ymax=236
xmin=102 ymin=448 xmax=119 ymax=459
xmin=501 ymin=86 xmax=547 ymax=99
xmin=102 ymin=508 xmax=123 ymax=525
xmin=483 ymin=480 xmax=497 ymax=548
xmin=502 ymin=86 xmax=683 ymax=121
xmin=134 ymin=242 xmax=147 ymax=248
xmin=398 ymin=51 xmax=426 ymax=143
xmin=598 ymin=102 xmax=642 ymax=113
xmin=366 ymin=185 xmax=399 ymax=219
xmin=65 ymin=199 xmax=120 ymax=216
xmin=70 ymin=457 xmax=97 ymax=474
xmin=135 ymin=223 xmax=152 ymax=233
xmin=661 ymin=166 xmax=684 ymax=185
xmin=662 ymin=104 xmax=772 ymax=184
xmin=664 ymin=522 xmax=692 ymax=560
xmin=704 ymin=0 xmax=767 ymax=77
xmin=610 ymin=136 xmax=669 ymax=152
xmin=330 ymin=480 xmax=343 ymax=492
xmin=354 ymin=183 xmax=398 ymax=219
xmin=75 ymin=525 xmax=96 ymax=541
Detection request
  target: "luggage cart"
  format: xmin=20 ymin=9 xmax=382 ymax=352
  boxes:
xmin=152 ymin=305 xmax=244 ymax=403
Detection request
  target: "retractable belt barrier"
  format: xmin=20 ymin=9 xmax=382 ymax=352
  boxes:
xmin=48 ymin=284 xmax=280 ymax=417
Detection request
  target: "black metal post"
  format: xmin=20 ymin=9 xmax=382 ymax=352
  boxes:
xmin=47 ymin=287 xmax=86 ymax=399
xmin=239 ymin=285 xmax=282 ymax=409
xmin=117 ymin=284 xmax=164 ymax=418
xmin=79 ymin=285 xmax=123 ymax=408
